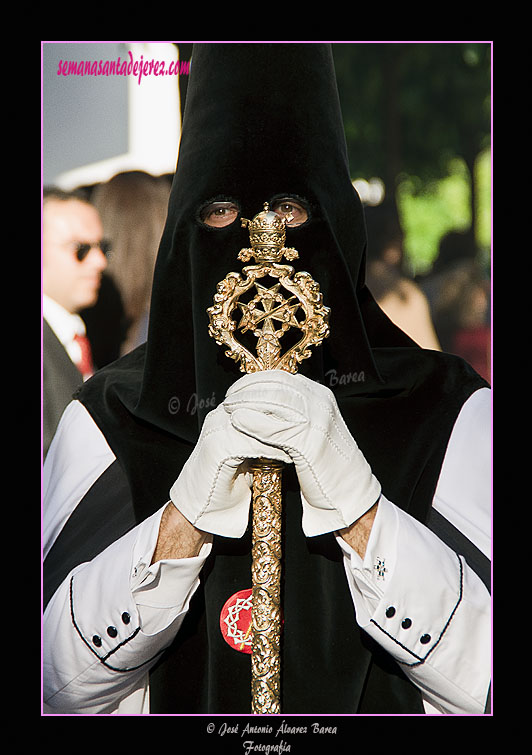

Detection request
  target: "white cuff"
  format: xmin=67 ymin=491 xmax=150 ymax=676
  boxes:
xmin=130 ymin=505 xmax=212 ymax=635
xmin=337 ymin=496 xmax=491 ymax=714
xmin=43 ymin=506 xmax=211 ymax=713
xmin=336 ymin=495 xmax=396 ymax=621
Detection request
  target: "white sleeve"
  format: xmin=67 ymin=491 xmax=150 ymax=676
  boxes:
xmin=432 ymin=387 xmax=491 ymax=559
xmin=336 ymin=388 xmax=491 ymax=715
xmin=42 ymin=401 xmax=116 ymax=560
xmin=43 ymin=401 xmax=211 ymax=714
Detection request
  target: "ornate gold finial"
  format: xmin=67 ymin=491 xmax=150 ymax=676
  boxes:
xmin=207 ymin=202 xmax=330 ymax=374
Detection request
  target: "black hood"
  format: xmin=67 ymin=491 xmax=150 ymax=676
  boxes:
xmin=136 ymin=43 xmax=398 ymax=434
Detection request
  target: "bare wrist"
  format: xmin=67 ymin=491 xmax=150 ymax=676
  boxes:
xmin=338 ymin=501 xmax=379 ymax=559
xmin=151 ymin=503 xmax=210 ymax=564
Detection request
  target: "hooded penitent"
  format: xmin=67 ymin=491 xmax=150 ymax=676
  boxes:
xmin=45 ymin=43 xmax=487 ymax=713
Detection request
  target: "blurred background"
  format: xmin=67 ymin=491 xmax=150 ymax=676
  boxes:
xmin=333 ymin=43 xmax=491 ymax=381
xmin=42 ymin=41 xmax=491 ymax=381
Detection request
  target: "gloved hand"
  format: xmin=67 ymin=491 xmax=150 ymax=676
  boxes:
xmin=224 ymin=370 xmax=381 ymax=536
xmin=170 ymin=402 xmax=291 ymax=538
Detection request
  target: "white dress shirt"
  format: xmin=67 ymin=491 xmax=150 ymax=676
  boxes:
xmin=42 ymin=388 xmax=491 ymax=715
xmin=43 ymin=295 xmax=87 ymax=369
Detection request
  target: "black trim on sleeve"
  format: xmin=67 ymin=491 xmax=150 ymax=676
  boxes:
xmin=69 ymin=576 xmax=164 ymax=673
xmin=427 ymin=508 xmax=491 ymax=592
xmin=369 ymin=554 xmax=464 ymax=667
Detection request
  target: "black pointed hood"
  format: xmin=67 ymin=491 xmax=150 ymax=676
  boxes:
xmin=135 ymin=43 xmax=392 ymax=438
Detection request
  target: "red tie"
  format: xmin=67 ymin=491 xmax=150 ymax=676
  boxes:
xmin=73 ymin=334 xmax=94 ymax=379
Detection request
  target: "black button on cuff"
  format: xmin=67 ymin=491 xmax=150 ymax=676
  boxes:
xmin=420 ymin=634 xmax=431 ymax=644
xmin=401 ymin=618 xmax=412 ymax=629
xmin=107 ymin=626 xmax=118 ymax=638
xmin=385 ymin=606 xmax=396 ymax=618
xmin=92 ymin=635 xmax=102 ymax=647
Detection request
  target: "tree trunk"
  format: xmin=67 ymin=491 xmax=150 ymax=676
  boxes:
xmin=464 ymin=151 xmax=478 ymax=254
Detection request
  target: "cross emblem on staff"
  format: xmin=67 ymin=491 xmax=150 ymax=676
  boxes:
xmin=238 ymin=282 xmax=303 ymax=369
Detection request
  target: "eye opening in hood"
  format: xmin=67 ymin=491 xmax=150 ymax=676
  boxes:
xmin=269 ymin=194 xmax=311 ymax=228
xmin=196 ymin=194 xmax=313 ymax=231
xmin=197 ymin=197 xmax=241 ymax=229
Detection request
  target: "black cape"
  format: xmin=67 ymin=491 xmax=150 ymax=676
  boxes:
xmin=44 ymin=43 xmax=488 ymax=714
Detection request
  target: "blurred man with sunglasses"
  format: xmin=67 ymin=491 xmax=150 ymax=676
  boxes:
xmin=42 ymin=188 xmax=109 ymax=457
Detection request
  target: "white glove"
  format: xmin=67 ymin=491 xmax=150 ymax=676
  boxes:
xmin=224 ymin=370 xmax=381 ymax=536
xmin=170 ymin=402 xmax=291 ymax=538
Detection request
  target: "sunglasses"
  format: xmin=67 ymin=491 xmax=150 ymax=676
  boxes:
xmin=74 ymin=240 xmax=112 ymax=262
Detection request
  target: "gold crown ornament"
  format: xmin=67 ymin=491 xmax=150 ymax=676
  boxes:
xmin=238 ymin=202 xmax=299 ymax=264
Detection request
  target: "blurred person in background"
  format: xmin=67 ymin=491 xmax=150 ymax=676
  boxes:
xmin=420 ymin=231 xmax=491 ymax=383
xmin=86 ymin=171 xmax=172 ymax=358
xmin=42 ymin=188 xmax=108 ymax=457
xmin=364 ymin=202 xmax=441 ymax=351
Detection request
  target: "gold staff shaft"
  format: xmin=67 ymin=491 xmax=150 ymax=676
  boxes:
xmin=249 ymin=459 xmax=283 ymax=714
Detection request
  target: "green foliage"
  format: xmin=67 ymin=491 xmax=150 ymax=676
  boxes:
xmin=333 ymin=42 xmax=491 ymax=181
xmin=398 ymin=149 xmax=491 ymax=275
xmin=475 ymin=148 xmax=492 ymax=252
xmin=332 ymin=42 xmax=491 ymax=271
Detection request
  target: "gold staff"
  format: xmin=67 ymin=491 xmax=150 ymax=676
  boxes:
xmin=207 ymin=203 xmax=330 ymax=713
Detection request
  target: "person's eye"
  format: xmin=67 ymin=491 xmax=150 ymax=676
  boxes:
xmin=271 ymin=199 xmax=308 ymax=227
xmin=200 ymin=201 xmax=239 ymax=228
